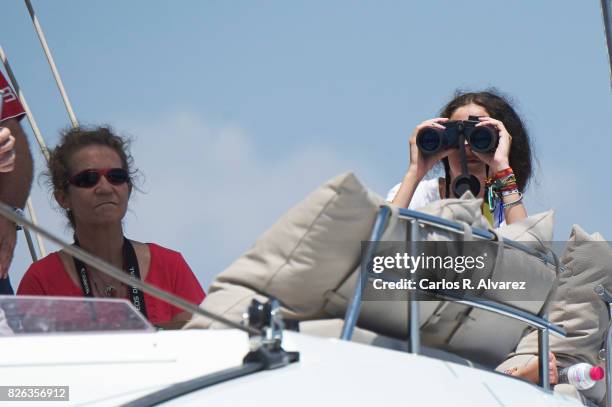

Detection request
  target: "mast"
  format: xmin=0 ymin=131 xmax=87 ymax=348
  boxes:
xmin=601 ymin=0 xmax=612 ymax=90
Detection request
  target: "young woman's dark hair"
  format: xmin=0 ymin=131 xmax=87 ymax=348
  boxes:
xmin=46 ymin=126 xmax=137 ymax=228
xmin=439 ymin=89 xmax=533 ymax=198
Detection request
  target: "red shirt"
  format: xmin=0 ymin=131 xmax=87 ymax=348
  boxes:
xmin=0 ymin=71 xmax=26 ymax=122
xmin=17 ymin=243 xmax=206 ymax=325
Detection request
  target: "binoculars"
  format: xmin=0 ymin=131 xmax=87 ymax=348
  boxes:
xmin=416 ymin=116 xmax=499 ymax=155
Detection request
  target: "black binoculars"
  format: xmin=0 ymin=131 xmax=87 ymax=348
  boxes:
xmin=416 ymin=116 xmax=499 ymax=155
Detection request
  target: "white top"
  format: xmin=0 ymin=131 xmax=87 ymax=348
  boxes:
xmin=386 ymin=178 xmax=441 ymax=210
xmin=386 ymin=178 xmax=506 ymax=228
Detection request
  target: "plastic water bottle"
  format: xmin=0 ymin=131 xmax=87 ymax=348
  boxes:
xmin=558 ymin=363 xmax=605 ymax=390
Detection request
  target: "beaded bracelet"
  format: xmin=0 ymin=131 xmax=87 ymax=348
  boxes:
xmin=494 ymin=168 xmax=514 ymax=179
xmin=496 ymin=174 xmax=517 ymax=188
xmin=501 ymin=192 xmax=523 ymax=209
xmin=501 ymin=189 xmax=520 ymax=197
xmin=500 ymin=183 xmax=518 ymax=192
xmin=486 ymin=167 xmax=522 ymax=213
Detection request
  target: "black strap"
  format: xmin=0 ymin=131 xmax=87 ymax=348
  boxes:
xmin=73 ymin=237 xmax=148 ymax=318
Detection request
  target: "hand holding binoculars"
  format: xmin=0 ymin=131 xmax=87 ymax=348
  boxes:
xmin=415 ymin=116 xmax=499 ymax=198
xmin=416 ymin=116 xmax=499 ymax=155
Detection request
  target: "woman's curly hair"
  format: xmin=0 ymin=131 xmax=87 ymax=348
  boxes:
xmin=45 ymin=126 xmax=138 ymax=229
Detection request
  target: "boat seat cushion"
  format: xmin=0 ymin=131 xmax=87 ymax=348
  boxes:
xmin=185 ymin=172 xmax=384 ymax=328
xmin=499 ymin=224 xmax=612 ymax=407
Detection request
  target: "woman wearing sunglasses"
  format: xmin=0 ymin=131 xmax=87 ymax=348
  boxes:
xmin=17 ymin=126 xmax=206 ymax=328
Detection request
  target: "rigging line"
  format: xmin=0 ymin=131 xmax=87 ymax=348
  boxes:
xmin=0 ymin=44 xmax=47 ymax=259
xmin=601 ymin=0 xmax=612 ymax=90
xmin=23 ymin=0 xmax=79 ymax=128
xmin=24 ymin=199 xmax=44 ymax=259
xmin=0 ymin=201 xmax=262 ymax=336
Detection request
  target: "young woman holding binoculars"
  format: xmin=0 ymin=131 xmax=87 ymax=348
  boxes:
xmin=387 ymin=89 xmax=534 ymax=228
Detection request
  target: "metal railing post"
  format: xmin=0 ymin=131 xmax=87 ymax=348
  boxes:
xmin=408 ymin=220 xmax=420 ymax=354
xmin=341 ymin=206 xmax=390 ymax=341
xmin=538 ymin=312 xmax=550 ymax=391
xmin=594 ymin=284 xmax=612 ymax=407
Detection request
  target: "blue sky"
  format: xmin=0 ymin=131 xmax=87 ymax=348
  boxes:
xmin=2 ymin=1 xmax=611 ymax=288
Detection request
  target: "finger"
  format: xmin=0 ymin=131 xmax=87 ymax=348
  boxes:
xmin=0 ymin=135 xmax=15 ymax=154
xmin=478 ymin=117 xmax=500 ymax=124
xmin=476 ymin=117 xmax=499 ymax=124
xmin=475 ymin=119 xmax=500 ymax=128
xmin=417 ymin=118 xmax=448 ymax=128
xmin=0 ymin=127 xmax=10 ymax=142
xmin=0 ymin=151 xmax=16 ymax=173
xmin=477 ymin=117 xmax=508 ymax=132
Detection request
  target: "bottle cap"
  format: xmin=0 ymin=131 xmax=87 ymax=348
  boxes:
xmin=590 ymin=366 xmax=605 ymax=381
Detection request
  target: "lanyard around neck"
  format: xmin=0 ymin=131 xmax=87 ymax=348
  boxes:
xmin=72 ymin=237 xmax=148 ymax=318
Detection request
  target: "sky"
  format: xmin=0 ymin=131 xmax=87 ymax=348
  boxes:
xmin=2 ymin=1 xmax=611 ymax=290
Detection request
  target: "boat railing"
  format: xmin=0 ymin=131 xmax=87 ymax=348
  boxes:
xmin=341 ymin=205 xmax=567 ymax=392
xmin=594 ymin=284 xmax=612 ymax=407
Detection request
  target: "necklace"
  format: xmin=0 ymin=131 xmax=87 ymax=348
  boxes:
xmin=73 ymin=237 xmax=148 ymax=317
xmin=91 ymin=274 xmax=120 ymax=297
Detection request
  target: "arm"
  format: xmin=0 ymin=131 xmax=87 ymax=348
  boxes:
xmin=0 ymin=119 xmax=32 ymax=205
xmin=501 ymin=191 xmax=527 ymax=224
xmin=473 ymin=117 xmax=527 ymax=225
xmin=391 ymin=118 xmax=450 ymax=207
xmin=0 ymin=119 xmax=33 ymax=278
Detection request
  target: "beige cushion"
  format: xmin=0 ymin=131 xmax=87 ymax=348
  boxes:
xmin=186 ymin=180 xmax=557 ymax=367
xmin=415 ymin=191 xmax=490 ymax=231
xmin=499 ymin=209 xmax=554 ymax=250
xmin=326 ymin=197 xmax=556 ymax=367
xmin=503 ymin=224 xmax=612 ymax=370
xmin=184 ymin=282 xmax=270 ymax=329
xmin=185 ymin=172 xmax=384 ymax=329
xmin=426 ymin=208 xmax=556 ymax=366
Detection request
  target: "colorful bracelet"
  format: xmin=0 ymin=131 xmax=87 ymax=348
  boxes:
xmin=500 ymin=183 xmax=518 ymax=192
xmin=497 ymin=174 xmax=517 ymax=187
xmin=494 ymin=167 xmax=513 ymax=179
xmin=501 ymin=189 xmax=520 ymax=197
xmin=501 ymin=192 xmax=523 ymax=209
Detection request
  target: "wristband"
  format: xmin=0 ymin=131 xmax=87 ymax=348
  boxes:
xmin=501 ymin=192 xmax=524 ymax=209
xmin=501 ymin=189 xmax=520 ymax=197
xmin=494 ymin=167 xmax=513 ymax=179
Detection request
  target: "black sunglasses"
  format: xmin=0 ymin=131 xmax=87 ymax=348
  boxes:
xmin=68 ymin=168 xmax=130 ymax=188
